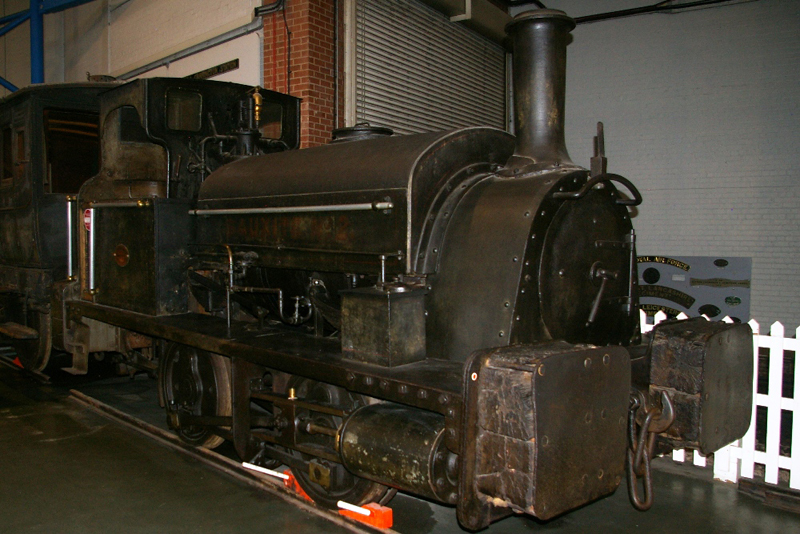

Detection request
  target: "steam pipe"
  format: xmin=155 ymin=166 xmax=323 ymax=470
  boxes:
xmin=506 ymin=9 xmax=575 ymax=169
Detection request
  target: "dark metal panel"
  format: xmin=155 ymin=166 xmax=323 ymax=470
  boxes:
xmin=458 ymin=342 xmax=630 ymax=529
xmin=197 ymin=128 xmax=514 ymax=274
xmin=426 ymin=168 xmax=575 ymax=361
xmin=198 ymin=130 xmax=454 ymax=201
xmin=93 ymin=199 xmax=191 ymax=315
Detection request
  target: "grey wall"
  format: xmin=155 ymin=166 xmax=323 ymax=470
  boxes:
xmin=513 ymin=0 xmax=800 ymax=327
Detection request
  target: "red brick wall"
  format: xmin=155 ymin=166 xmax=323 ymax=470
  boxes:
xmin=263 ymin=1 xmax=344 ymax=148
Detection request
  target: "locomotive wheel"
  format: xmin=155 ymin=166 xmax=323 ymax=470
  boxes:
xmin=290 ymin=379 xmax=389 ymax=508
xmin=12 ymin=310 xmax=52 ymax=372
xmin=160 ymin=343 xmax=231 ymax=449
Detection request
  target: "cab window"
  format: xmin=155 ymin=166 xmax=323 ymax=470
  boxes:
xmin=259 ymin=100 xmax=283 ymax=139
xmin=43 ymin=109 xmax=100 ymax=194
xmin=166 ymin=89 xmax=202 ymax=132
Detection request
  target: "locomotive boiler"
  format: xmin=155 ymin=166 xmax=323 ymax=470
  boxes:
xmin=51 ymin=8 xmax=753 ymax=530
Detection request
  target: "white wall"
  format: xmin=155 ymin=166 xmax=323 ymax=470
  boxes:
xmin=0 ymin=0 xmax=262 ymax=97
xmin=138 ymin=32 xmax=262 ymax=87
xmin=512 ymin=0 xmax=800 ymax=327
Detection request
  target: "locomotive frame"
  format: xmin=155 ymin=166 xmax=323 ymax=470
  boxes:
xmin=0 ymin=9 xmax=753 ymax=531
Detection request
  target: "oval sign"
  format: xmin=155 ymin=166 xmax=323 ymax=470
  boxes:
xmin=725 ymin=296 xmax=742 ymax=306
xmin=714 ymin=258 xmax=729 ymax=268
xmin=698 ymin=304 xmax=721 ymax=318
xmin=83 ymin=209 xmax=92 ymax=231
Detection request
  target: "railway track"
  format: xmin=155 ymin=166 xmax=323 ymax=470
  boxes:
xmin=66 ymin=388 xmax=395 ymax=534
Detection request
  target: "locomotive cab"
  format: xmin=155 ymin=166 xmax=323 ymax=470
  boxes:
xmin=0 ymin=84 xmax=111 ymax=370
xmin=66 ymin=79 xmax=300 ymax=372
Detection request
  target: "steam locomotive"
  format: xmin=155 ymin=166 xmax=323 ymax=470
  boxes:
xmin=0 ymin=9 xmax=752 ymax=530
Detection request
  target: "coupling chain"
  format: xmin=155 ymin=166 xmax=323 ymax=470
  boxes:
xmin=625 ymin=389 xmax=675 ymax=511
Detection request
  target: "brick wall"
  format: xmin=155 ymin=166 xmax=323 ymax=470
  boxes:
xmin=511 ymin=0 xmax=800 ymax=327
xmin=263 ymin=0 xmax=342 ymax=148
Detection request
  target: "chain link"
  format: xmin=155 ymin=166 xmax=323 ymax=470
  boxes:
xmin=626 ymin=390 xmax=675 ymax=511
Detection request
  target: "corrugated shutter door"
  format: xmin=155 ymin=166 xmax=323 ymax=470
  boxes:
xmin=355 ymin=0 xmax=506 ymax=135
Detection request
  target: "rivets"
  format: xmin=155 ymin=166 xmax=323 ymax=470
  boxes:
xmin=585 ymin=412 xmax=592 ymax=423
xmin=498 ymin=331 xmax=505 ymax=338
xmin=398 ymin=384 xmax=409 ymax=395
xmin=363 ymin=376 xmax=374 ymax=386
xmin=417 ymin=389 xmax=428 ymax=399
xmin=524 ymin=211 xmax=531 ymax=217
xmin=559 ymin=269 xmax=565 ymax=277
xmin=603 ymin=354 xmax=610 ymax=366
xmin=584 ymin=357 xmax=592 ymax=369
xmin=598 ymin=469 xmax=604 ymax=479
xmin=601 ymin=409 xmax=607 ymax=420
xmin=438 ymin=394 xmax=450 ymax=405
xmin=504 ymin=301 xmax=510 ymax=308
xmin=538 ymin=365 xmax=545 ymax=376
xmin=512 ymin=256 xmax=518 ymax=262
xmin=380 ymin=380 xmax=390 ymax=391
xmin=346 ymin=373 xmax=355 ymax=383
xmin=542 ymin=435 xmax=549 ymax=447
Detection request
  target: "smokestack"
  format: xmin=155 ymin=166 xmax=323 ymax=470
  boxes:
xmin=506 ymin=10 xmax=576 ymax=169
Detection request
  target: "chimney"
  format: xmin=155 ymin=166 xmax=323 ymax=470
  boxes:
xmin=506 ymin=10 xmax=576 ymax=169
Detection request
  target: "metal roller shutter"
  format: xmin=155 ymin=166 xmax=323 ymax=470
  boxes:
xmin=355 ymin=0 xmax=506 ymax=135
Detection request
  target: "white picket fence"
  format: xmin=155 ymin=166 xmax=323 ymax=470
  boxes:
xmin=642 ymin=311 xmax=800 ymax=489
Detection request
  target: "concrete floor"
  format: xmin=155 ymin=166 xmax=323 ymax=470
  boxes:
xmin=1 ymin=359 xmax=799 ymax=534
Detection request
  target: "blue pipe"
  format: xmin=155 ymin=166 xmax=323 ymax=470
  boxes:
xmin=0 ymin=9 xmax=26 ymax=25
xmin=0 ymin=76 xmax=19 ymax=92
xmin=30 ymin=0 xmax=44 ymax=84
xmin=0 ymin=13 xmax=30 ymax=39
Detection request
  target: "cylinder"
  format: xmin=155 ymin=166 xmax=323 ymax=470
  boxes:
xmin=340 ymin=403 xmax=458 ymax=504
xmin=506 ymin=9 xmax=576 ymax=167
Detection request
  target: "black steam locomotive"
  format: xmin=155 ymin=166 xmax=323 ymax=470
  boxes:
xmin=0 ymin=9 xmax=752 ymax=530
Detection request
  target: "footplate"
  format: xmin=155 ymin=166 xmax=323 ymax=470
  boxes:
xmin=458 ymin=342 xmax=631 ymax=530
